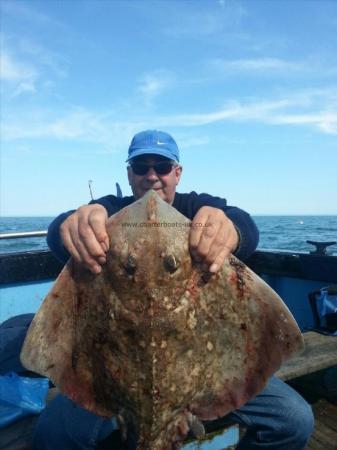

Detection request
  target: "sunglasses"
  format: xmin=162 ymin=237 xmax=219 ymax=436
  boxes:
xmin=130 ymin=161 xmax=176 ymax=176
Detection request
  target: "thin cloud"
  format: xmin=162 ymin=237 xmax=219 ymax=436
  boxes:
xmin=0 ymin=51 xmax=38 ymax=95
xmin=3 ymin=110 xmax=106 ymax=141
xmin=2 ymin=109 xmax=146 ymax=152
xmin=269 ymin=112 xmax=337 ymax=136
xmin=319 ymin=122 xmax=337 ymax=135
xmin=1 ymin=1 xmax=68 ymax=31
xmin=159 ymin=0 xmax=248 ymax=39
xmin=159 ymin=99 xmax=296 ymax=127
xmin=138 ymin=75 xmax=166 ymax=97
xmin=17 ymin=38 xmax=68 ymax=78
xmin=210 ymin=57 xmax=304 ymax=75
xmin=0 ymin=52 xmax=37 ymax=81
xmin=156 ymin=88 xmax=337 ymax=135
xmin=137 ymin=70 xmax=175 ymax=105
xmin=1 ymin=37 xmax=67 ymax=97
xmin=3 ymin=89 xmax=337 ymax=145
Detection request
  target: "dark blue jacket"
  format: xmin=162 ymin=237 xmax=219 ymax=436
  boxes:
xmin=47 ymin=191 xmax=259 ymax=263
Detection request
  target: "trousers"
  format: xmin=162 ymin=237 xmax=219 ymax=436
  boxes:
xmin=32 ymin=376 xmax=314 ymax=450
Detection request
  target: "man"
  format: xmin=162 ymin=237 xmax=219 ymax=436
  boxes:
xmin=35 ymin=130 xmax=313 ymax=450
xmin=47 ymin=130 xmax=257 ymax=272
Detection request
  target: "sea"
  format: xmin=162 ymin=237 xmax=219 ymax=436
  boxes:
xmin=1 ymin=216 xmax=337 ymax=255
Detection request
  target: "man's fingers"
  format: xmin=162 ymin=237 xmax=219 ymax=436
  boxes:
xmin=188 ymin=206 xmax=240 ymax=272
xmin=62 ymin=224 xmax=102 ymax=273
xmin=207 ymin=221 xmax=239 ymax=272
xmin=205 ymin=219 xmax=236 ymax=259
xmin=77 ymin=206 xmax=108 ymax=256
xmin=189 ymin=226 xmax=204 ymax=260
xmin=60 ymin=227 xmax=82 ymax=264
xmin=100 ymin=239 xmax=109 ymax=253
xmin=189 ymin=209 xmax=215 ymax=259
xmin=88 ymin=213 xmax=109 ymax=253
xmin=194 ymin=219 xmax=220 ymax=260
xmin=69 ymin=226 xmax=103 ymax=274
xmin=78 ymin=220 xmax=106 ymax=259
xmin=209 ymin=246 xmax=232 ymax=273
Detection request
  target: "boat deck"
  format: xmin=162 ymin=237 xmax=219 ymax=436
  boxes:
xmin=307 ymin=399 xmax=337 ymax=450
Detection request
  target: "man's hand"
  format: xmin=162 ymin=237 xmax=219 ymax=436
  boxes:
xmin=60 ymin=204 xmax=109 ymax=274
xmin=189 ymin=206 xmax=239 ymax=273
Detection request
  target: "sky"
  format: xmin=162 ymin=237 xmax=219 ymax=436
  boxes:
xmin=1 ymin=0 xmax=337 ymax=216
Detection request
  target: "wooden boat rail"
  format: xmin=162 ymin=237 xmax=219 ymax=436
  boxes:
xmin=277 ymin=332 xmax=337 ymax=381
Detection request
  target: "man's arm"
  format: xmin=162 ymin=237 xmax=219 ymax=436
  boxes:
xmin=224 ymin=206 xmax=259 ymax=261
xmin=47 ymin=210 xmax=74 ymax=264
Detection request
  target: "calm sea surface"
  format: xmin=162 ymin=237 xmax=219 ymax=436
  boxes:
xmin=0 ymin=216 xmax=336 ymax=255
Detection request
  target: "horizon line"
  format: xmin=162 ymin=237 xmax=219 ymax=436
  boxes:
xmin=1 ymin=213 xmax=337 ymax=218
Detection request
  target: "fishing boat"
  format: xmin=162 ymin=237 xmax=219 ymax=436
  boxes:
xmin=0 ymin=232 xmax=337 ymax=450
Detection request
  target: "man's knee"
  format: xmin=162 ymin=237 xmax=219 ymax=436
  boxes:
xmin=32 ymin=395 xmax=70 ymax=450
xmin=234 ymin=377 xmax=315 ymax=449
xmin=280 ymin=396 xmax=314 ymax=446
xmin=32 ymin=394 xmax=117 ymax=450
xmin=264 ymin=389 xmax=314 ymax=448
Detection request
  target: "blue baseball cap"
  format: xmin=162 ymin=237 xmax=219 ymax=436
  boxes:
xmin=126 ymin=130 xmax=180 ymax=162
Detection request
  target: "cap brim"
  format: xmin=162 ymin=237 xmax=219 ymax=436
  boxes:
xmin=126 ymin=148 xmax=179 ymax=163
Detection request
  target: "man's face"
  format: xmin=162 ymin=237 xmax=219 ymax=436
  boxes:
xmin=127 ymin=154 xmax=182 ymax=204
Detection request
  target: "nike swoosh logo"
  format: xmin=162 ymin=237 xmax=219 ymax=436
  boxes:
xmin=157 ymin=141 xmax=167 ymax=145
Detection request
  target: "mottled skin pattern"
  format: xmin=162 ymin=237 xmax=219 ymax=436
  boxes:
xmin=21 ymin=191 xmax=303 ymax=450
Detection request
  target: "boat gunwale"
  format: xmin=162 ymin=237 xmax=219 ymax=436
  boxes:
xmin=1 ymin=249 xmax=336 ymax=285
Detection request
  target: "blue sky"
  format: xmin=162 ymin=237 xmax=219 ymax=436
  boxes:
xmin=1 ymin=0 xmax=337 ymax=216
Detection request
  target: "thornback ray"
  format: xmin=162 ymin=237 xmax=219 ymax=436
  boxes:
xmin=21 ymin=190 xmax=303 ymax=450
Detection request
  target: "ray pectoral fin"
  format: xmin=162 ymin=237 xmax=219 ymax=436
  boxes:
xmin=20 ymin=191 xmax=303 ymax=450
xmin=20 ymin=263 xmax=76 ymax=376
xmin=186 ymin=256 xmax=303 ymax=420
